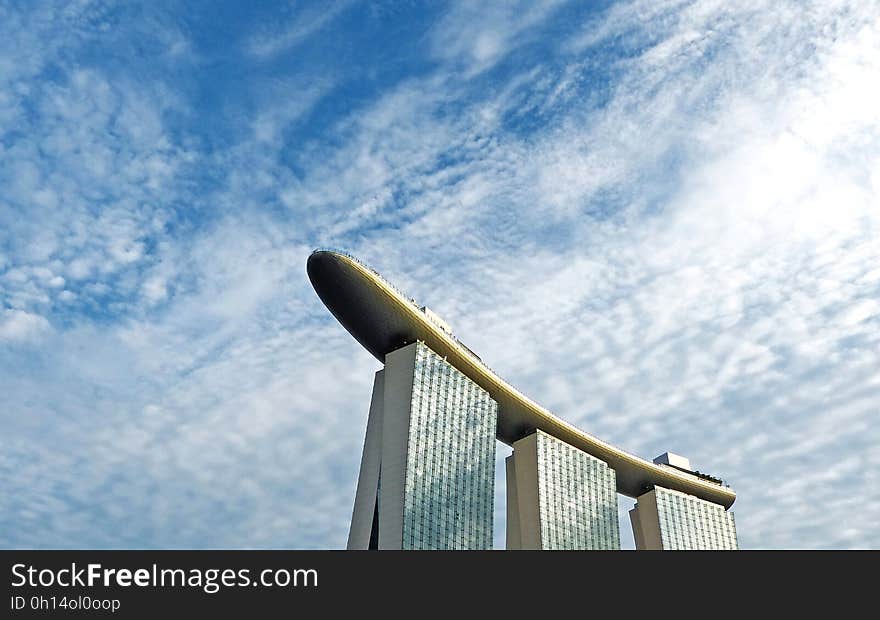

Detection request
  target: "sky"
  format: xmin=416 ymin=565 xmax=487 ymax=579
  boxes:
xmin=1 ymin=0 xmax=878 ymax=550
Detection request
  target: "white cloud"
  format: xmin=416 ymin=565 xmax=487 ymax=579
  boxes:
xmin=251 ymin=79 xmax=332 ymax=146
xmin=430 ymin=0 xmax=567 ymax=76
xmin=246 ymin=1 xmax=354 ymax=59
xmin=2 ymin=0 xmax=878 ymax=550
xmin=0 ymin=309 xmax=51 ymax=342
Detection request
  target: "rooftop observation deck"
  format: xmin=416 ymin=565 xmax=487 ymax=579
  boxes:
xmin=307 ymin=249 xmax=736 ymax=509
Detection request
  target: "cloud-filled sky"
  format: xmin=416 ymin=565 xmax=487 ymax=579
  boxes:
xmin=1 ymin=0 xmax=878 ymax=549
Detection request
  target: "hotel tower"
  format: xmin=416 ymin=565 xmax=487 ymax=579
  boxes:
xmin=308 ymin=250 xmax=738 ymax=550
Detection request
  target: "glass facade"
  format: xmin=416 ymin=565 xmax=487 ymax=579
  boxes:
xmin=535 ymin=431 xmax=620 ymax=550
xmin=655 ymin=486 xmax=738 ymax=550
xmin=401 ymin=342 xmax=498 ymax=550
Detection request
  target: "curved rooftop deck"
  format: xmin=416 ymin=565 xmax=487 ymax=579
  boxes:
xmin=307 ymin=249 xmax=735 ymax=509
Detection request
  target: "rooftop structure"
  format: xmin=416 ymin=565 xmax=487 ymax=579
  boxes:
xmin=307 ymin=249 xmax=736 ymax=509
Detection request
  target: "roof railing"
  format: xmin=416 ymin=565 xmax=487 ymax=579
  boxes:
xmin=658 ymin=462 xmax=726 ymax=486
xmin=313 ymin=248 xmax=420 ymax=306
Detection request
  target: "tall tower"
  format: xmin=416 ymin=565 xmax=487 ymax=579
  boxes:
xmin=347 ymin=341 xmax=498 ymax=550
xmin=506 ymin=430 xmax=620 ymax=550
xmin=307 ymin=249 xmax=739 ymax=551
xmin=630 ymin=485 xmax=738 ymax=550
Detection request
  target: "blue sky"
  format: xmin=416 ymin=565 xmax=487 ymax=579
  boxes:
xmin=1 ymin=0 xmax=878 ymax=549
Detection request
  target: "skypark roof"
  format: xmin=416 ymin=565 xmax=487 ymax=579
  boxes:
xmin=307 ymin=249 xmax=736 ymax=509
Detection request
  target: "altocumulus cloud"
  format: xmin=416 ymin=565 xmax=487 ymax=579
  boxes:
xmin=1 ymin=0 xmax=878 ymax=549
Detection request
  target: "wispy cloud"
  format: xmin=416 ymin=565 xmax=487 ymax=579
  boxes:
xmin=0 ymin=309 xmax=52 ymax=343
xmin=1 ymin=0 xmax=878 ymax=549
xmin=246 ymin=1 xmax=354 ymax=59
xmin=430 ymin=0 xmax=568 ymax=76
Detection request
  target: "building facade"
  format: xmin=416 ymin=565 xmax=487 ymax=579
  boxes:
xmin=309 ymin=249 xmax=739 ymax=551
xmin=347 ymin=341 xmax=498 ymax=550
xmin=630 ymin=485 xmax=738 ymax=550
xmin=507 ymin=430 xmax=620 ymax=550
